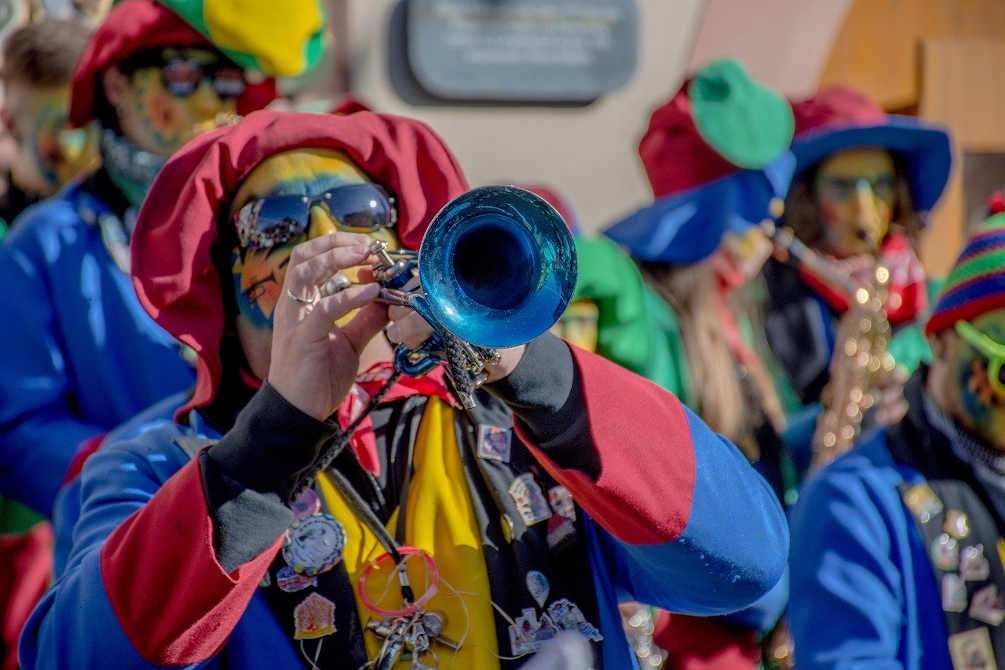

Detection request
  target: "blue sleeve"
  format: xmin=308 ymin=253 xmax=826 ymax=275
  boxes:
xmin=595 ymin=407 xmax=789 ymax=616
xmin=722 ymin=566 xmax=789 ymax=633
xmin=788 ymin=458 xmax=907 ymax=669
xmin=0 ymin=215 xmax=104 ymax=517
xmin=19 ymin=428 xmax=189 ymax=669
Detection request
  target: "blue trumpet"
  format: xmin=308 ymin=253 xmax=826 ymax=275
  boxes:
xmin=374 ymin=185 xmax=577 ymax=407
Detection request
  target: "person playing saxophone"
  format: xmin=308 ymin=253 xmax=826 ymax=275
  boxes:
xmin=789 ymin=214 xmax=1005 ymax=669
xmin=760 ymin=87 xmax=952 ymax=471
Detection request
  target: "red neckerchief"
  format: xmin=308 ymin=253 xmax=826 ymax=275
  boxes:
xmin=241 ymin=362 xmax=457 ymax=476
xmin=337 ymin=362 xmax=459 ymax=476
xmin=797 ymin=232 xmax=926 ymax=325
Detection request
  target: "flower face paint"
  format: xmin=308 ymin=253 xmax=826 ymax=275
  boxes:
xmin=3 ymin=84 xmax=98 ymax=195
xmin=946 ymin=308 xmax=1005 ymax=451
xmin=228 ymin=148 xmax=400 ymax=378
xmin=120 ymin=48 xmax=239 ymax=156
xmin=814 ymin=148 xmax=897 ymax=258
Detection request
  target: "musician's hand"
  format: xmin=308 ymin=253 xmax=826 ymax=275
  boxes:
xmin=483 ymin=345 xmax=526 ymax=382
xmin=873 ymin=364 xmax=909 ymax=427
xmin=385 ymin=305 xmax=434 ymax=349
xmin=268 ymin=232 xmax=388 ymax=421
xmin=384 ymin=305 xmax=525 ymax=382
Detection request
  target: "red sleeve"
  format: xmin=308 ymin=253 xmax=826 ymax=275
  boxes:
xmin=515 ymin=345 xmax=696 ymax=546
xmin=99 ymin=458 xmax=280 ymax=665
xmin=654 ymin=610 xmax=760 ymax=670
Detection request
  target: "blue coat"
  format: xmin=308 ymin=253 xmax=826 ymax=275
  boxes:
xmin=789 ymin=418 xmax=954 ymax=668
xmin=23 ymin=346 xmax=789 ymax=669
xmin=0 ymin=179 xmax=195 ymax=516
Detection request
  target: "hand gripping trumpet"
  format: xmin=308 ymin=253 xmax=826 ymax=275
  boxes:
xmin=362 ymin=185 xmax=578 ymax=408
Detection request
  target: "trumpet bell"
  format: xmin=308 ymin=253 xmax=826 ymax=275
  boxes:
xmin=418 ymin=185 xmax=577 ymax=349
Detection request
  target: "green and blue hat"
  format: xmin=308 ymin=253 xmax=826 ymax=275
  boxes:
xmin=926 ymin=213 xmax=1005 ymax=335
xmin=604 ymin=59 xmax=795 ymax=264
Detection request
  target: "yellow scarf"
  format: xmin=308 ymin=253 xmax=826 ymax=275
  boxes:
xmin=318 ymin=397 xmax=500 ymax=668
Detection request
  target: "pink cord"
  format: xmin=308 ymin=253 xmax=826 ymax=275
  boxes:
xmin=357 ymin=547 xmax=439 ymax=617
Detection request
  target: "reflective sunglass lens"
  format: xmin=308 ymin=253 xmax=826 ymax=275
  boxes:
xmin=237 ymin=196 xmax=309 ymax=248
xmin=162 ymin=59 xmax=201 ymax=96
xmin=325 ymin=186 xmax=391 ymax=230
xmin=213 ymin=69 xmax=247 ymax=99
xmin=162 ymin=59 xmax=246 ymax=99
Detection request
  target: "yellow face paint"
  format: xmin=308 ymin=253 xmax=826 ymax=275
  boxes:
xmin=4 ymin=84 xmax=99 ymax=195
xmin=229 ymin=148 xmax=401 ymax=377
xmin=814 ymin=148 xmax=897 ymax=258
xmin=125 ymin=48 xmax=238 ymax=156
xmin=720 ymin=225 xmax=773 ymax=280
xmin=551 ymin=299 xmax=599 ymax=352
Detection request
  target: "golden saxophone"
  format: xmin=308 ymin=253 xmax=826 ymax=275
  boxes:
xmin=761 ymin=221 xmax=896 ymax=469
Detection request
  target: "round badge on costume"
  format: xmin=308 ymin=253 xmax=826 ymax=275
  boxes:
xmin=290 ymin=487 xmax=322 ymax=520
xmin=283 ymin=512 xmax=347 ymax=576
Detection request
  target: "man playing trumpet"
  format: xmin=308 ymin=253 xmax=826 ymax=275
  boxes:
xmin=21 ymin=110 xmax=787 ymax=669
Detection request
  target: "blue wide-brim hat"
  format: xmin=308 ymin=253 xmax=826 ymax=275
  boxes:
xmin=604 ymin=151 xmax=795 ymax=264
xmin=790 ymin=87 xmax=952 ymax=214
xmin=612 ymin=59 xmax=796 ymax=264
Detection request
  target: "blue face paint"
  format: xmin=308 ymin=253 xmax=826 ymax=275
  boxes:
xmin=231 ymin=245 xmax=297 ymax=329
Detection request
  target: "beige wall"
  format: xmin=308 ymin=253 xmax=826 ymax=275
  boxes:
xmin=687 ymin=0 xmax=851 ymax=99
xmin=342 ymin=0 xmax=705 ymax=234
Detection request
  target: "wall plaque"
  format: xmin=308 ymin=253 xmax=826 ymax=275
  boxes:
xmin=407 ymin=0 xmax=637 ymax=102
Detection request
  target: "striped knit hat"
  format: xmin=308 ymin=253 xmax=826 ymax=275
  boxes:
xmin=925 ymin=213 xmax=1005 ymax=334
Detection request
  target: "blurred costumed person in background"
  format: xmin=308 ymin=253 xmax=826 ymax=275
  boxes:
xmin=601 ymin=59 xmax=797 ymax=669
xmin=0 ymin=13 xmax=96 ymax=532
xmin=0 ymin=0 xmax=304 ymax=521
xmin=789 ymin=214 xmax=1005 ymax=669
xmin=0 ymin=18 xmax=99 ymax=670
xmin=0 ymin=0 xmax=323 ymax=663
xmin=0 ymin=17 xmax=98 ymax=237
xmin=20 ymin=109 xmax=788 ymax=669
xmin=761 ymin=87 xmax=952 ymax=469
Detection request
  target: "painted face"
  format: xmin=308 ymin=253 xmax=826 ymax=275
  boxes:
xmin=814 ymin=148 xmax=897 ymax=258
xmin=945 ymin=308 xmax=1005 ymax=451
xmin=2 ymin=83 xmax=98 ymax=195
xmin=118 ymin=47 xmax=240 ymax=156
xmin=551 ymin=299 xmax=599 ymax=352
xmin=719 ymin=225 xmax=773 ymax=282
xmin=228 ymin=148 xmax=400 ymax=378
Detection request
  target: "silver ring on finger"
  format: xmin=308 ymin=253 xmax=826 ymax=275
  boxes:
xmin=286 ymin=287 xmax=319 ymax=305
xmin=320 ymin=273 xmax=353 ymax=298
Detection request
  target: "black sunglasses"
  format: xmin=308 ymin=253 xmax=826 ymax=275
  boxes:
xmin=233 ymin=183 xmax=398 ymax=250
xmin=160 ymin=57 xmax=247 ymax=99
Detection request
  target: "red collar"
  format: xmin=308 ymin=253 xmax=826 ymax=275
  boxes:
xmin=797 ymin=233 xmax=927 ymax=325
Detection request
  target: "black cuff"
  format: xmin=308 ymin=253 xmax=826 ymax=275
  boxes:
xmin=200 ymin=382 xmax=337 ymax=573
xmin=200 ymin=452 xmax=292 ymax=573
xmin=484 ymin=333 xmax=599 ymax=476
xmin=207 ymin=381 xmax=337 ymax=499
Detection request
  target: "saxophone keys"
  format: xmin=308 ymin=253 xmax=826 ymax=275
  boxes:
xmin=844 ymin=339 xmax=859 ymax=357
xmin=875 ymin=265 xmax=891 ymax=285
xmin=860 ymin=392 xmax=876 ymax=410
